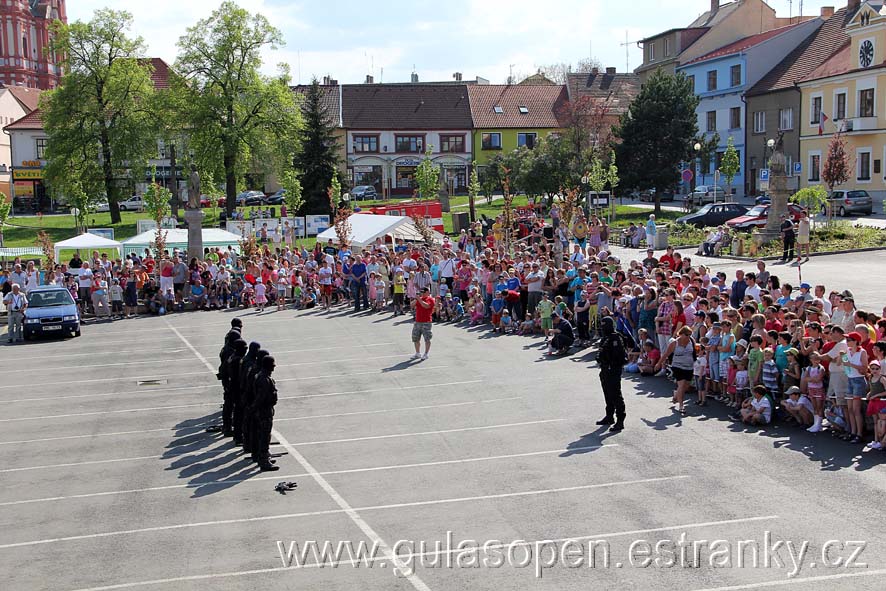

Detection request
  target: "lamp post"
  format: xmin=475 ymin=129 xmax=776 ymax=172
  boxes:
xmin=763 ymin=138 xmax=775 ymax=197
xmin=693 ymin=142 xmax=702 ymax=193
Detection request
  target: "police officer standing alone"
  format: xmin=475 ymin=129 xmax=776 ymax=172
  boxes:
xmin=251 ymin=355 xmax=280 ymax=471
xmin=596 ymin=316 xmax=627 ymax=432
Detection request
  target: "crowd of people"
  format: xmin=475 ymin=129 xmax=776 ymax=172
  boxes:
xmin=3 ymin=206 xmax=886 ymax=448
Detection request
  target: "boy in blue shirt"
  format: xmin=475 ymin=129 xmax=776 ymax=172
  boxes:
xmin=490 ymin=291 xmax=506 ymax=333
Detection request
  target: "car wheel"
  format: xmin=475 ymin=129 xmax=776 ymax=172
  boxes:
xmin=839 ymin=206 xmax=847 ymax=217
xmin=120 ymin=205 xmax=127 ymax=211
xmin=74 ymin=329 xmax=81 ymax=337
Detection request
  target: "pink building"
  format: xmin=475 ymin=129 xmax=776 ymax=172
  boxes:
xmin=0 ymin=0 xmax=66 ymax=90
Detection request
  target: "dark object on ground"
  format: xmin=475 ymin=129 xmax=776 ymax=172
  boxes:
xmin=275 ymin=481 xmax=298 ymax=494
xmin=205 ymin=425 xmax=224 ymax=433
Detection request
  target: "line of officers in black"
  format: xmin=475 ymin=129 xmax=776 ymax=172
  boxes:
xmin=217 ymin=318 xmax=280 ymax=471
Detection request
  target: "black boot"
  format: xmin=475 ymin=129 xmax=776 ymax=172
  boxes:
xmin=596 ymin=417 xmax=614 ymax=426
xmin=609 ymin=420 xmax=625 ymax=432
xmin=259 ymin=463 xmax=279 ymax=471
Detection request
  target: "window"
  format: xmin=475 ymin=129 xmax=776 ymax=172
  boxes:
xmin=395 ymin=135 xmax=423 ymax=153
xmin=518 ymin=106 xmax=529 ymax=114
xmin=811 ymin=96 xmax=822 ymax=124
xmin=730 ymin=65 xmax=741 ymax=87
xmin=35 ymin=138 xmax=48 ymax=159
xmin=753 ymin=111 xmax=766 ymax=134
xmin=648 ymin=43 xmax=655 ymax=62
xmin=835 ymin=92 xmax=847 ymax=120
xmin=440 ymin=135 xmax=465 ymax=153
xmin=352 ymin=135 xmax=378 ymax=153
xmin=706 ymin=110 xmax=717 ymax=133
xmin=809 ymin=153 xmax=821 ymax=182
xmin=686 ymin=75 xmax=695 ymax=91
xmin=493 ymin=105 xmax=503 ymax=114
xmin=858 ymin=150 xmax=871 ymax=180
xmin=665 ymin=38 xmax=671 ymax=57
xmin=778 ymin=108 xmax=793 ymax=131
xmin=707 ymin=70 xmax=717 ymax=91
xmin=481 ymin=132 xmax=502 ymax=150
xmin=860 ymin=88 xmax=875 ymax=117
xmin=730 ymin=107 xmax=741 ymax=129
xmin=517 ymin=132 xmax=537 ymax=148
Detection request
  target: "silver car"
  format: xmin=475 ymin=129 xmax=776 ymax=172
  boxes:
xmin=689 ymin=185 xmax=727 ymax=205
xmin=825 ymin=190 xmax=873 ymax=217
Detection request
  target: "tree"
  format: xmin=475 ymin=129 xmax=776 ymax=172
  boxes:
xmin=821 ymin=131 xmax=851 ymax=223
xmin=467 ymin=163 xmax=481 ymax=222
xmin=534 ymin=58 xmax=601 ymax=84
xmin=720 ymin=136 xmax=740 ymax=196
xmin=295 ymin=79 xmax=340 ymax=215
xmin=791 ymin=185 xmax=828 ymax=215
xmin=142 ymin=175 xmax=172 ymax=254
xmin=693 ymin=132 xmax=720 ymax=186
xmin=414 ymin=148 xmax=440 ymax=200
xmin=43 ymin=9 xmax=158 ymax=224
xmin=0 ymin=194 xmax=9 ymax=246
xmin=175 ymin=1 xmax=300 ymax=216
xmin=615 ymin=70 xmax=699 ymax=214
xmin=279 ymin=170 xmax=304 ymax=214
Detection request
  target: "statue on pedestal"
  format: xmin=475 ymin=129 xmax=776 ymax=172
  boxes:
xmin=187 ymin=165 xmax=201 ymax=210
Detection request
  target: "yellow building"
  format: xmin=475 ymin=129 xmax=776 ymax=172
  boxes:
xmin=799 ymin=1 xmax=886 ymax=202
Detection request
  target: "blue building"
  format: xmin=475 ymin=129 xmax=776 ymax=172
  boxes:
xmin=677 ymin=19 xmax=821 ymax=198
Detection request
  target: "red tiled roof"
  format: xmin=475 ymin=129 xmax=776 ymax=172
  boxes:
xmin=467 ymin=84 xmax=568 ymax=128
xmin=343 ymin=84 xmax=472 ymax=130
xmin=748 ymin=7 xmax=855 ymax=95
xmin=801 ymin=42 xmax=854 ymax=82
xmin=566 ymin=71 xmax=639 ymax=115
xmin=146 ymin=58 xmax=170 ymax=90
xmin=2 ymin=85 xmax=42 ymax=112
xmin=684 ymin=24 xmax=803 ymax=65
xmin=5 ymin=108 xmax=43 ymax=130
xmin=291 ymin=84 xmax=341 ymax=127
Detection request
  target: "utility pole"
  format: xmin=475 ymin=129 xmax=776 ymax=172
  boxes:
xmin=169 ymin=142 xmax=179 ymax=219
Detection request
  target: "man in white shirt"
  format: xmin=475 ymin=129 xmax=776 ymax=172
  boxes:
xmin=439 ymin=252 xmax=456 ymax=291
xmin=568 ymin=244 xmax=585 ymax=266
xmin=3 ymin=283 xmax=27 ymax=343
xmin=524 ymin=263 xmax=544 ymax=314
xmin=8 ymin=264 xmax=26 ymax=293
xmin=77 ymin=262 xmax=94 ymax=314
xmin=744 ymin=273 xmax=761 ymax=303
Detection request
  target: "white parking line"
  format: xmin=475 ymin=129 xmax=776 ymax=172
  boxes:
xmin=165 ymin=319 xmax=434 ymax=591
xmin=59 ymin=515 xmax=780 ymax=591
xmin=0 ymin=475 xmax=689 ymax=549
xmin=279 ymin=380 xmax=482 ymax=401
xmin=688 ymin=569 xmax=886 ymax=591
xmin=276 ymin=365 xmax=449 ymax=382
xmin=0 ymin=444 xmax=617 ymax=505
xmin=291 ymin=418 xmax=569 ymax=446
xmin=0 ymin=447 xmax=233 ymax=474
xmin=2 ymin=357 xmax=194 ymax=373
xmin=275 ymin=397 xmax=520 ymax=422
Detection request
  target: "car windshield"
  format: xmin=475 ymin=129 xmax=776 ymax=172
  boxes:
xmin=747 ymin=205 xmax=766 ymax=216
xmin=28 ymin=290 xmax=75 ymax=308
xmin=847 ymin=191 xmax=870 ymax=199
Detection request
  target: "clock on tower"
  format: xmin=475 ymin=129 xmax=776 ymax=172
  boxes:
xmin=860 ymin=39 xmax=875 ymax=68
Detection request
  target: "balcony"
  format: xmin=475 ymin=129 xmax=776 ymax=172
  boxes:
xmin=844 ymin=117 xmax=878 ymax=132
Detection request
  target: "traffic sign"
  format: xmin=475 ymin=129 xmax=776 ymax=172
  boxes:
xmin=793 ymin=162 xmax=802 ymax=176
xmin=681 ymin=168 xmax=694 ymax=183
xmin=760 ymin=168 xmax=770 ymax=181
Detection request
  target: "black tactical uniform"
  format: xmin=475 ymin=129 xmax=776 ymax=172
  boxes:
xmin=226 ymin=340 xmax=247 ymax=442
xmin=218 ymin=331 xmax=241 ymax=436
xmin=596 ymin=316 xmax=627 ymax=432
xmin=244 ymin=349 xmax=270 ymax=458
xmin=252 ymin=355 xmax=280 ymax=471
xmin=238 ymin=342 xmax=261 ymax=451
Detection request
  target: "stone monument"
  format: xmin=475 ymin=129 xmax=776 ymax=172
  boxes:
xmin=755 ymin=132 xmax=789 ymax=245
xmin=184 ymin=164 xmax=205 ymax=261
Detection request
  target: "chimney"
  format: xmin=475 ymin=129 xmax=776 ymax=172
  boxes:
xmin=848 ymin=0 xmax=860 ymax=11
xmin=606 ymin=67 xmax=616 ymax=75
xmin=453 ymin=72 xmax=463 ymax=81
xmin=711 ymin=0 xmax=719 ymax=15
xmin=410 ymin=72 xmax=419 ymax=83
xmin=365 ymin=74 xmax=374 ymax=84
xmin=322 ymin=75 xmax=330 ymax=85
xmin=591 ymin=67 xmax=599 ymax=75
xmin=821 ymin=6 xmax=834 ymax=18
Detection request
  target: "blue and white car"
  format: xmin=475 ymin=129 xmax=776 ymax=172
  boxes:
xmin=23 ymin=285 xmax=81 ymax=340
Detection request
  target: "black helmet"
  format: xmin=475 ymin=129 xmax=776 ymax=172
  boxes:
xmin=224 ymin=330 xmax=239 ymax=344
xmin=231 ymin=318 xmax=243 ymax=329
xmin=257 ymin=348 xmax=270 ymax=359
xmin=261 ymin=355 xmax=276 ymax=371
xmin=248 ymin=341 xmax=261 ymax=352
xmin=601 ymin=316 xmax=615 ymax=335
xmin=233 ymin=339 xmax=247 ymax=353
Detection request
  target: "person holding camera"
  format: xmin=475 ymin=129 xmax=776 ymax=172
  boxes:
xmin=3 ymin=283 xmax=27 ymax=343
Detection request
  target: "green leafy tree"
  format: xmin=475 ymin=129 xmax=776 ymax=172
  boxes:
xmin=279 ymin=170 xmax=304 ymax=214
xmin=295 ymin=79 xmax=340 ymax=215
xmin=43 ymin=9 xmax=157 ymax=224
xmin=0 ymin=194 xmax=9 ymax=245
xmin=720 ymin=136 xmax=740 ymax=196
xmin=615 ymin=70 xmax=699 ymax=214
xmin=175 ymin=1 xmax=300 ymax=216
xmin=606 ymin=150 xmax=620 ymax=196
xmin=199 ymin=171 xmax=224 ymax=214
xmin=478 ymin=162 xmax=500 ymax=204
xmin=142 ymin=174 xmax=172 ymax=253
xmin=467 ymin=163 xmax=481 ymax=221
xmin=327 ymin=171 xmax=342 ymax=210
xmin=791 ymin=185 xmax=828 ymax=213
xmin=693 ymin=133 xmax=720 ymax=186
xmin=414 ymin=147 xmax=440 ymax=200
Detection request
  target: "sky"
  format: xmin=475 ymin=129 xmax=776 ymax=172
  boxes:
xmin=67 ymin=0 xmax=844 ymax=84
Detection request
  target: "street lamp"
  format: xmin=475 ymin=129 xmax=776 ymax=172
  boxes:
xmin=71 ymin=207 xmax=81 ymax=233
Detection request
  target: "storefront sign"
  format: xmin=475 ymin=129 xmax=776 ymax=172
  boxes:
xmin=395 ymin=159 xmax=421 ymax=167
xmin=20 ymin=160 xmax=41 ymax=167
xmin=13 ymin=181 xmax=34 ymax=196
xmin=354 ymin=166 xmax=375 ymax=173
xmin=13 ymin=168 xmax=42 ymax=180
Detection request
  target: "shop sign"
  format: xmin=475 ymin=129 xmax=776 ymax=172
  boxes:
xmin=13 ymin=168 xmax=42 ymax=179
xmin=13 ymin=181 xmax=34 ymax=196
xmin=396 ymin=159 xmax=420 ymax=167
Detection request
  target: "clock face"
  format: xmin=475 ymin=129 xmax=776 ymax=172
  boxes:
xmin=860 ymin=40 xmax=874 ymax=68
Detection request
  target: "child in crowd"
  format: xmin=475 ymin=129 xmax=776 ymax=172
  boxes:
xmin=802 ymin=352 xmax=827 ymax=433
xmin=490 ymin=291 xmax=505 ymax=333
xmin=693 ymin=336 xmax=709 ymax=406
xmin=254 ymin=278 xmax=267 ymax=312
xmin=537 ymin=292 xmax=555 ymax=342
xmin=734 ymin=358 xmax=750 ymax=405
xmin=500 ymin=309 xmax=513 ymax=333
xmin=373 ymin=273 xmax=387 ymax=312
xmin=761 ymin=348 xmax=781 ymax=398
xmin=452 ymin=297 xmax=465 ymax=321
xmin=276 ymin=273 xmax=289 ymax=310
xmin=470 ymin=295 xmax=485 ymax=325
xmin=707 ymin=323 xmax=722 ymax=398
xmin=866 ymin=360 xmax=886 ymax=449
xmin=518 ymin=312 xmax=534 ymax=335
xmin=782 ymin=386 xmax=814 ymax=427
xmin=109 ymin=279 xmax=124 ymax=319
xmin=638 ymin=340 xmax=661 ymax=376
xmin=230 ymin=279 xmax=244 ymax=308
xmin=783 ymin=348 xmax=801 ymax=392
xmin=741 ymin=385 xmax=772 ymax=425
xmin=393 ymin=270 xmax=406 ymax=316
xmin=747 ymin=335 xmax=764 ymax=387
xmin=292 ymin=283 xmax=304 ymax=310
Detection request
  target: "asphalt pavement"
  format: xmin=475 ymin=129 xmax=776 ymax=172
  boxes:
xmin=2 ymin=305 xmax=886 ymax=590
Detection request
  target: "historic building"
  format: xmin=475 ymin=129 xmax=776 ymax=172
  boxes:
xmin=0 ymin=0 xmax=66 ymax=90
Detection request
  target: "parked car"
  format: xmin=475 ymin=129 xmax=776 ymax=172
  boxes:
xmin=117 ymin=195 xmax=145 ymax=212
xmin=754 ymin=193 xmax=771 ymax=205
xmin=235 ymin=190 xmax=265 ymax=206
xmin=23 ymin=285 xmax=81 ymax=340
xmin=675 ymin=202 xmax=748 ymax=228
xmin=824 ymin=190 xmax=874 ymax=217
xmin=726 ymin=203 xmax=805 ymax=231
xmin=199 ymin=194 xmax=226 ymax=208
xmin=689 ymin=185 xmax=727 ymax=205
xmin=94 ymin=201 xmax=110 ymax=213
xmin=638 ymin=189 xmax=675 ymax=202
xmin=265 ymin=189 xmax=286 ymax=205
xmin=350 ymin=185 xmax=378 ymax=200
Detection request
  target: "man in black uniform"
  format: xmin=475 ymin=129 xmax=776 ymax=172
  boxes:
xmin=780 ymin=214 xmax=795 ymax=263
xmin=596 ymin=316 xmax=627 ymax=432
xmin=238 ymin=342 xmax=261 ymax=452
xmin=251 ymin=355 xmax=280 ymax=471
xmin=218 ymin=331 xmax=241 ymax=436
xmin=245 ymin=348 xmax=270 ymax=461
xmin=226 ymin=339 xmax=248 ymax=443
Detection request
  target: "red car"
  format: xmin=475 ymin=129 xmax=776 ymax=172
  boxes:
xmin=726 ymin=203 xmax=804 ymax=231
xmin=199 ymin=195 xmax=226 ymax=208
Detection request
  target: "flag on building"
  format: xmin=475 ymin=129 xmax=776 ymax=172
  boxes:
xmin=818 ymin=112 xmax=829 ymax=136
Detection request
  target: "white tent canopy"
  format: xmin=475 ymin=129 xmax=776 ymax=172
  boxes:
xmin=121 ymin=228 xmax=243 ymax=255
xmin=316 ymin=213 xmax=443 ymax=248
xmin=54 ymin=233 xmax=123 ymax=261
